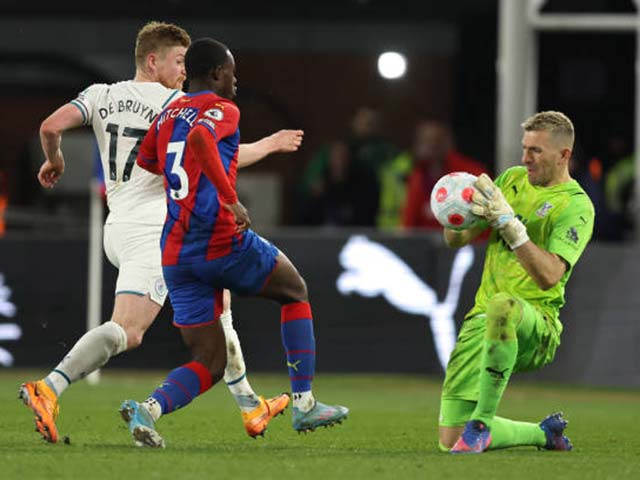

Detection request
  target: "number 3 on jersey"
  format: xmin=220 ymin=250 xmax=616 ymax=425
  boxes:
xmin=167 ymin=141 xmax=189 ymax=200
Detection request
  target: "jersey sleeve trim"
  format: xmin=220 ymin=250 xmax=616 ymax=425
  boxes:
xmin=161 ymin=90 xmax=181 ymax=109
xmin=195 ymin=119 xmax=218 ymax=139
xmin=70 ymin=99 xmax=89 ymax=125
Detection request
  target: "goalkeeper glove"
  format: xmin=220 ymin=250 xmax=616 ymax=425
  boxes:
xmin=470 ymin=173 xmax=529 ymax=249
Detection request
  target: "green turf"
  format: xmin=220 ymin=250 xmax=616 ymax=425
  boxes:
xmin=1 ymin=370 xmax=639 ymax=480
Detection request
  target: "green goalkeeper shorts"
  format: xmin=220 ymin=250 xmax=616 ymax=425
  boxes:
xmin=439 ymin=296 xmax=561 ymax=427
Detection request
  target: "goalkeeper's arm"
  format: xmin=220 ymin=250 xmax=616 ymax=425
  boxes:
xmin=513 ymin=242 xmax=567 ymax=290
xmin=471 ymin=173 xmax=566 ymax=289
xmin=444 ymin=224 xmax=486 ymax=248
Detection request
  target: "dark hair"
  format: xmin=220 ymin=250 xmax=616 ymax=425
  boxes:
xmin=185 ymin=38 xmax=230 ymax=80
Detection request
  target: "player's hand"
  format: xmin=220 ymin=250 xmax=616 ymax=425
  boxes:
xmin=37 ymin=153 xmax=65 ymax=188
xmin=269 ymin=129 xmax=304 ymax=153
xmin=224 ymin=201 xmax=251 ymax=233
xmin=471 ymin=173 xmax=529 ymax=249
xmin=470 ymin=174 xmax=514 ymax=228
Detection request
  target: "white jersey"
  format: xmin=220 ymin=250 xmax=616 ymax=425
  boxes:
xmin=72 ymin=81 xmax=183 ymax=225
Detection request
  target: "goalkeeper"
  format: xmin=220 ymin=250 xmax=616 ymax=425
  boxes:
xmin=439 ymin=111 xmax=594 ymax=454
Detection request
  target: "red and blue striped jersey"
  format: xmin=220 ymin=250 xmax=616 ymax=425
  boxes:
xmin=137 ymin=91 xmax=241 ymax=266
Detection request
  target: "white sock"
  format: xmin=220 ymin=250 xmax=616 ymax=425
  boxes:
xmin=142 ymin=397 xmax=162 ymax=422
xmin=44 ymin=321 xmax=127 ymax=396
xmin=293 ymin=391 xmax=315 ymax=412
xmin=220 ymin=310 xmax=260 ymax=412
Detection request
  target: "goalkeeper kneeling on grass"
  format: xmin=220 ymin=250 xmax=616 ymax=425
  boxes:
xmin=438 ymin=111 xmax=594 ymax=454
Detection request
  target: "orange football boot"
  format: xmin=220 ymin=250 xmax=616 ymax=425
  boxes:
xmin=242 ymin=393 xmax=290 ymax=438
xmin=19 ymin=380 xmax=60 ymax=443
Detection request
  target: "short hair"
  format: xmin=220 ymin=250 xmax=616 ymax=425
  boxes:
xmin=185 ymin=38 xmax=231 ymax=81
xmin=521 ymin=111 xmax=575 ymax=148
xmin=135 ymin=21 xmax=191 ymax=69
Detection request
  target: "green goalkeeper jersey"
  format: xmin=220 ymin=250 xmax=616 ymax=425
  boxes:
xmin=466 ymin=166 xmax=595 ymax=333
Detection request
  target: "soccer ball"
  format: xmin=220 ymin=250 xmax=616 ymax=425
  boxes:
xmin=430 ymin=172 xmax=480 ymax=230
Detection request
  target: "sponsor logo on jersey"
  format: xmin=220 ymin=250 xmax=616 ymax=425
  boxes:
xmin=566 ymin=227 xmax=579 ymax=244
xmin=204 ymin=108 xmax=224 ymax=121
xmin=536 ymin=202 xmax=553 ymax=218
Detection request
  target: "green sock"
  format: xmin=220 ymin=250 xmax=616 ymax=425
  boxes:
xmin=471 ymin=338 xmax=517 ymax=425
xmin=488 ymin=416 xmax=546 ymax=449
xmin=438 ymin=441 xmax=451 ymax=453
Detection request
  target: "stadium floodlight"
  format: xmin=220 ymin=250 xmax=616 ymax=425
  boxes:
xmin=377 ymin=51 xmax=407 ymax=80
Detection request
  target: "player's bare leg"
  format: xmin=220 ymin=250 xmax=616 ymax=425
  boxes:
xmin=19 ymin=293 xmax=160 ymax=443
xmin=220 ymin=289 xmax=289 ymax=437
xmin=260 ymin=251 xmax=348 ymax=432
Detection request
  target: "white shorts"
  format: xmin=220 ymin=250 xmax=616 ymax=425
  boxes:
xmin=103 ymin=223 xmax=167 ymax=306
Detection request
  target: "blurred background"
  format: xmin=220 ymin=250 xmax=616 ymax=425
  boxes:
xmin=1 ymin=1 xmax=639 ymax=387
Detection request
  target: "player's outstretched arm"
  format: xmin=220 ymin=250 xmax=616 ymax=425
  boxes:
xmin=38 ymin=104 xmax=84 ymax=188
xmin=237 ymin=129 xmax=304 ymax=169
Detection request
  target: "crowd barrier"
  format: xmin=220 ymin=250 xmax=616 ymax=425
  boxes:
xmin=1 ymin=231 xmax=637 ymax=387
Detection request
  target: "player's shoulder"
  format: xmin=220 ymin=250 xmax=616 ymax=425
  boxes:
xmin=495 ymin=165 xmax=526 ymax=188
xmin=503 ymin=166 xmax=527 ymax=180
xmin=562 ymin=180 xmax=595 ymax=215
xmin=197 ymin=94 xmax=239 ymax=122
xmin=77 ymin=82 xmax=109 ymax=98
xmin=542 ymin=178 xmax=594 ymax=227
xmin=201 ymin=93 xmax=238 ymax=111
xmin=115 ymin=80 xmax=182 ymax=103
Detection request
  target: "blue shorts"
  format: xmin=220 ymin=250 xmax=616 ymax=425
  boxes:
xmin=163 ymin=229 xmax=279 ymax=328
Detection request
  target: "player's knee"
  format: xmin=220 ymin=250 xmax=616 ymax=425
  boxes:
xmin=486 ymin=292 xmax=519 ymax=340
xmin=293 ymin=275 xmax=308 ymax=302
xmin=115 ymin=322 xmax=144 ymax=350
xmin=126 ymin=331 xmax=145 ymax=350
xmin=222 ymin=289 xmax=231 ymax=312
xmin=281 ymin=274 xmax=308 ymax=303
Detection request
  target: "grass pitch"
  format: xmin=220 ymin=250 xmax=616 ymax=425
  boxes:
xmin=1 ymin=370 xmax=639 ymax=479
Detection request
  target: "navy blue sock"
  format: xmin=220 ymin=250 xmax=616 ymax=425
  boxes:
xmin=151 ymin=361 xmax=213 ymax=414
xmin=281 ymin=302 xmax=316 ymax=393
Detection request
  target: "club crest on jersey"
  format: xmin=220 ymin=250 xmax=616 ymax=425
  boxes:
xmin=536 ymin=202 xmax=553 ymax=218
xmin=154 ymin=277 xmax=167 ymax=297
xmin=204 ymin=108 xmax=224 ymax=121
